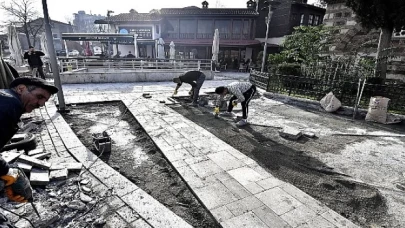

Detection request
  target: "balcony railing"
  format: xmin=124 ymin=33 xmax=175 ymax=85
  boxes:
xmin=179 ymin=33 xmax=195 ymax=39
xmin=242 ymin=34 xmax=251 ymax=40
xmin=196 ymin=33 xmax=212 ymax=39
xmin=219 ymin=34 xmax=231 ymax=40
xmin=166 ymin=33 xmax=179 ymax=39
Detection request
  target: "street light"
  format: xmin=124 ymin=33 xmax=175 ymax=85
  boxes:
xmin=42 ymin=0 xmax=66 ymax=111
xmin=261 ymin=0 xmax=280 ymax=73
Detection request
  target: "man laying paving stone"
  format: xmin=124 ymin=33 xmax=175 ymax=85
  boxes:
xmin=172 ymin=70 xmax=206 ymax=106
xmin=215 ymin=81 xmax=256 ymax=127
xmin=0 ymin=77 xmax=58 ymax=227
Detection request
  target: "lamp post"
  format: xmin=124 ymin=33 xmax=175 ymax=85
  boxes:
xmin=261 ymin=0 xmax=280 ymax=72
xmin=42 ymin=0 xmax=66 ymax=111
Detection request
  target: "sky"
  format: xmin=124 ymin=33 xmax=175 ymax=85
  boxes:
xmin=0 ymin=0 xmax=317 ymax=24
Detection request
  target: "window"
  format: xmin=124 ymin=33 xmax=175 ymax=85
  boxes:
xmin=242 ymin=20 xmax=250 ymax=39
xmin=232 ymin=20 xmax=242 ymax=34
xmin=215 ymin=20 xmax=231 ymax=34
xmin=314 ymin=15 xmax=320 ymax=26
xmin=179 ymin=20 xmax=196 ymax=34
xmin=300 ymin=14 xmax=305 ymax=25
xmin=197 ymin=20 xmax=213 ymax=34
xmin=167 ymin=19 xmax=179 ymax=33
xmin=308 ymin=14 xmax=314 ymax=25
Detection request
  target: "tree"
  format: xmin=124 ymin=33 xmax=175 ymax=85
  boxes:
xmin=1 ymin=0 xmax=39 ymax=47
xmin=345 ymin=0 xmax=405 ymax=79
xmin=16 ymin=18 xmax=44 ymax=47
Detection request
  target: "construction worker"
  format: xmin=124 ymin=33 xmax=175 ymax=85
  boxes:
xmin=24 ymin=46 xmax=46 ymax=79
xmin=172 ymin=70 xmax=206 ymax=106
xmin=0 ymin=77 xmax=58 ymax=227
xmin=215 ymin=81 xmax=257 ymax=127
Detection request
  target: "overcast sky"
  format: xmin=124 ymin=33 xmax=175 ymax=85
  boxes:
xmin=0 ymin=0 xmax=317 ymax=23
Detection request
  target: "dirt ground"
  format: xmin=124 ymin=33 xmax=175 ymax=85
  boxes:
xmin=170 ymin=95 xmax=400 ymax=228
xmin=63 ymin=102 xmax=220 ymax=228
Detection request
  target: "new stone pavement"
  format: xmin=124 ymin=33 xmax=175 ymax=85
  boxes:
xmin=49 ymin=80 xmax=359 ymax=228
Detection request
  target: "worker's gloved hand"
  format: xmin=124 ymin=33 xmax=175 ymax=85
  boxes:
xmin=232 ymin=101 xmax=238 ymax=107
xmin=173 ymin=90 xmax=178 ymax=96
xmin=0 ymin=168 xmax=33 ymax=203
xmin=214 ymin=107 xmax=220 ymax=115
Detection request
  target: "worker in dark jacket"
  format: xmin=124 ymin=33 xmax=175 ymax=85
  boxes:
xmin=23 ymin=46 xmax=45 ymax=79
xmin=0 ymin=77 xmax=58 ymax=227
xmin=172 ymin=70 xmax=206 ymax=106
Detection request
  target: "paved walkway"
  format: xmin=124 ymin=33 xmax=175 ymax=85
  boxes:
xmin=52 ymin=81 xmax=359 ymax=228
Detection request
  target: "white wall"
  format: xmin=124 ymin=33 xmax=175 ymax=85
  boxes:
xmin=245 ymin=48 xmax=253 ymax=61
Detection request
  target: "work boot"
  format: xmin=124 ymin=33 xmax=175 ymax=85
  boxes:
xmin=236 ymin=119 xmax=248 ymax=127
xmin=220 ymin=111 xmax=234 ymax=117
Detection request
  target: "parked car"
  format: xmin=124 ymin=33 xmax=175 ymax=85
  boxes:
xmin=68 ymin=50 xmax=80 ymax=56
xmin=56 ymin=50 xmax=67 ymax=57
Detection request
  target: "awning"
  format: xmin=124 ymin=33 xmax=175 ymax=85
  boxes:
xmin=163 ymin=39 xmax=262 ymax=47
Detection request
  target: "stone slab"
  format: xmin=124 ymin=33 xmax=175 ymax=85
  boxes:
xmin=256 ymin=187 xmax=302 ymax=215
xmin=16 ymin=162 xmax=32 ymax=173
xmin=27 ymin=148 xmax=45 ymax=156
xmin=131 ymin=219 xmax=152 ymax=228
xmin=225 ymin=196 xmax=264 ymax=217
xmin=228 ymin=167 xmax=265 ymax=186
xmin=18 ymin=155 xmax=50 ymax=170
xmin=211 ymin=206 xmax=235 ymax=223
xmin=252 ymin=206 xmax=291 ymax=228
xmin=1 ymin=151 xmax=23 ymax=163
xmin=194 ymin=182 xmax=238 ymax=210
xmin=221 ymin=211 xmax=269 ymax=228
xmin=189 ymin=160 xmax=224 ymax=178
xmin=32 ymin=152 xmax=52 ymax=160
xmin=297 ymin=215 xmax=336 ymax=228
xmin=280 ymin=205 xmax=319 ymax=227
xmin=116 ymin=206 xmax=140 ymax=223
xmin=30 ymin=169 xmax=49 ymax=186
xmin=49 ymin=169 xmax=68 ymax=181
xmin=279 ymin=127 xmax=302 ymax=140
xmin=50 ymin=162 xmax=82 ymax=171
xmin=208 ymin=151 xmax=245 ymax=171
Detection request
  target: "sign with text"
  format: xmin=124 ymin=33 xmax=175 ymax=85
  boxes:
xmin=119 ymin=27 xmax=153 ymax=39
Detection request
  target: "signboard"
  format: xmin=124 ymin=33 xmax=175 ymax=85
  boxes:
xmin=119 ymin=27 xmax=153 ymax=39
xmin=62 ymin=35 xmax=134 ymax=44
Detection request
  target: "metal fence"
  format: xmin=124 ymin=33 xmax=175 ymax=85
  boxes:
xmin=58 ymin=57 xmax=213 ymax=72
xmin=250 ymin=69 xmax=405 ymax=114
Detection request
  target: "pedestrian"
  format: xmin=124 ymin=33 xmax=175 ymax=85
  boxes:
xmin=23 ymin=46 xmax=45 ymax=79
xmin=0 ymin=77 xmax=58 ymax=227
xmin=126 ymin=51 xmax=135 ymax=58
xmin=172 ymin=70 xmax=206 ymax=106
xmin=245 ymin=59 xmax=251 ymax=72
xmin=215 ymin=81 xmax=257 ymax=126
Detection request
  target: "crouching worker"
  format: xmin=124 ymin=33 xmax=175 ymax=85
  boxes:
xmin=215 ymin=82 xmax=256 ymax=127
xmin=172 ymin=70 xmax=206 ymax=106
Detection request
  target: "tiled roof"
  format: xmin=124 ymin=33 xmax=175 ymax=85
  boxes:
xmin=101 ymin=13 xmax=162 ymax=22
xmin=160 ymin=8 xmax=259 ymax=16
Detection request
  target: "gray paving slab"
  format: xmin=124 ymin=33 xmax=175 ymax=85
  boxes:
xmin=189 ymin=160 xmax=224 ymax=178
xmin=208 ymin=151 xmax=245 ymax=171
xmin=256 ymin=187 xmax=303 ymax=215
xmin=194 ymin=182 xmax=239 ymax=209
xmin=252 ymin=206 xmax=292 ymax=228
xmin=131 ymin=219 xmax=152 ymax=228
xmin=280 ymin=205 xmax=319 ymax=227
xmin=221 ymin=211 xmax=269 ymax=228
xmin=221 ymin=178 xmax=251 ymax=199
xmin=228 ymin=167 xmax=266 ymax=186
xmin=211 ymin=206 xmax=235 ymax=223
xmin=297 ymin=215 xmax=336 ymax=228
xmin=225 ymin=196 xmax=264 ymax=217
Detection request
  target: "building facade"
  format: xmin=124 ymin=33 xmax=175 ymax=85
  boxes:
xmin=73 ymin=11 xmax=105 ymax=33
xmin=323 ymin=0 xmax=405 ymax=80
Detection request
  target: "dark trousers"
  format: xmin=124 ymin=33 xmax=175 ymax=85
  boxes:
xmin=31 ymin=66 xmax=45 ymax=79
xmin=227 ymin=85 xmax=256 ymax=119
xmin=192 ymin=73 xmax=206 ymax=103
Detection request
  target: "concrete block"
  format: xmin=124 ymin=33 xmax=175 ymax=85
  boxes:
xmin=303 ymin=132 xmax=316 ymax=138
xmin=228 ymin=167 xmax=265 ymax=186
xmin=1 ymin=151 xmax=23 ymax=163
xmin=221 ymin=211 xmax=268 ymax=228
xmin=116 ymin=206 xmax=140 ymax=223
xmin=225 ymin=196 xmax=264 ymax=217
xmin=256 ymin=187 xmax=302 ymax=215
xmin=18 ymin=155 xmax=51 ymax=170
xmin=189 ymin=160 xmax=223 ymax=178
xmin=50 ymin=163 xmax=82 ymax=171
xmin=280 ymin=205 xmax=318 ymax=227
xmin=16 ymin=162 xmax=32 ymax=173
xmin=32 ymin=152 xmax=52 ymax=160
xmin=49 ymin=169 xmax=68 ymax=181
xmin=30 ymin=169 xmax=49 ymax=186
xmin=208 ymin=151 xmax=245 ymax=171
xmin=27 ymin=148 xmax=44 ymax=156
xmin=11 ymin=134 xmax=25 ymax=141
xmin=194 ymin=182 xmax=238 ymax=209
xmin=279 ymin=127 xmax=302 ymax=140
xmin=212 ymin=206 xmax=235 ymax=223
xmin=221 ymin=178 xmax=251 ymax=199
xmin=252 ymin=206 xmax=291 ymax=228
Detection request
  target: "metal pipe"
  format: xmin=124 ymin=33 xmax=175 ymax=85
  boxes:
xmin=261 ymin=9 xmax=273 ymax=72
xmin=42 ymin=0 xmax=66 ymax=111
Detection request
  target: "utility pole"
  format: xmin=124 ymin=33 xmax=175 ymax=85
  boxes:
xmin=261 ymin=0 xmax=280 ymax=73
xmin=42 ymin=0 xmax=66 ymax=111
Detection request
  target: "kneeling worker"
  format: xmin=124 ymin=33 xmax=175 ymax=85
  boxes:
xmin=172 ymin=70 xmax=206 ymax=106
xmin=215 ymin=81 xmax=256 ymax=127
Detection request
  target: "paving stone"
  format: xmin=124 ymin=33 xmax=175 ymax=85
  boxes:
xmin=1 ymin=151 xmax=23 ymax=163
xmin=244 ymin=182 xmax=265 ymax=194
xmin=208 ymin=151 xmax=245 ymax=171
xmin=163 ymin=148 xmax=192 ymax=162
xmin=252 ymin=206 xmax=292 ymax=228
xmin=117 ymin=206 xmax=140 ymax=223
xmin=221 ymin=178 xmax=251 ymax=199
xmin=280 ymin=205 xmax=319 ymax=227
xmin=297 ymin=215 xmax=336 ymax=228
xmin=30 ymin=169 xmax=49 ymax=186
xmin=257 ymin=177 xmax=284 ymax=190
xmin=27 ymin=148 xmax=45 ymax=156
xmin=32 ymin=152 xmax=52 ymax=160
xmin=49 ymin=168 xmax=68 ymax=181
xmin=103 ymin=173 xmax=138 ymax=197
xmin=214 ymin=172 xmax=233 ymax=182
xmin=16 ymin=162 xmax=32 ymax=173
xmin=321 ymin=209 xmax=359 ymax=228
xmin=184 ymin=156 xmax=209 ymax=165
xmin=50 ymin=162 xmax=83 ymax=171
xmin=105 ymin=212 xmax=131 ymax=228
xmin=225 ymin=196 xmax=264 ymax=217
xmin=279 ymin=127 xmax=302 ymax=140
xmin=80 ymin=192 xmax=93 ymax=203
xmin=256 ymin=187 xmax=302 ymax=215
xmin=106 ymin=196 xmax=125 ymax=210
xmin=249 ymin=165 xmax=272 ymax=179
xmin=194 ymin=182 xmax=238 ymax=209
xmin=171 ymin=159 xmax=188 ymax=168
xmin=176 ymin=166 xmax=205 ymax=188
xmin=211 ymin=206 xmax=235 ymax=223
xmin=280 ymin=184 xmax=328 ymax=214
xmin=228 ymin=167 xmax=265 ymax=186
xmin=221 ymin=211 xmax=269 ymax=228
xmin=123 ymin=189 xmax=192 ymax=228
xmin=189 ymin=160 xmax=223 ymax=178
xmin=18 ymin=155 xmax=50 ymax=170
xmin=131 ymin=219 xmax=152 ymax=228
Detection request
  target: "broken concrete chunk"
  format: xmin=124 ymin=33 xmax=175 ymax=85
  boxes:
xmin=1 ymin=151 xmax=23 ymax=163
xmin=32 ymin=152 xmax=52 ymax=160
xmin=50 ymin=163 xmax=82 ymax=171
xmin=28 ymin=148 xmax=44 ymax=156
xmin=18 ymin=155 xmax=51 ymax=169
xmin=67 ymin=200 xmax=86 ymax=211
xmin=16 ymin=162 xmax=33 ymax=173
xmin=303 ymin=132 xmax=316 ymax=138
xmin=81 ymin=186 xmax=91 ymax=193
xmin=80 ymin=179 xmax=90 ymax=185
xmin=36 ymin=212 xmax=60 ymax=227
xmin=279 ymin=127 xmax=302 ymax=140
xmin=80 ymin=192 xmax=93 ymax=203
xmin=30 ymin=169 xmax=49 ymax=186
xmin=49 ymin=169 xmax=68 ymax=181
